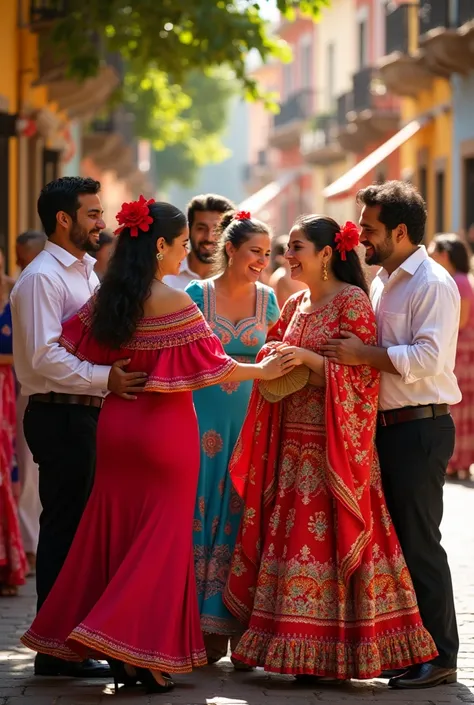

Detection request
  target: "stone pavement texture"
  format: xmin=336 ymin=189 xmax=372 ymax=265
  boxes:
xmin=1 ymin=482 xmax=473 ymax=705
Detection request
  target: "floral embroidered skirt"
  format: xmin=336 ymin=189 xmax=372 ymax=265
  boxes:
xmin=225 ymin=387 xmax=438 ymax=679
xmin=192 ymin=376 xmax=251 ymax=636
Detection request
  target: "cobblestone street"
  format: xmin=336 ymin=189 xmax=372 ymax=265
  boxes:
xmin=1 ymin=481 xmax=473 ymax=705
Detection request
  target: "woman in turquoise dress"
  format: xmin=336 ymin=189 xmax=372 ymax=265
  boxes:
xmin=186 ymin=211 xmax=279 ymax=665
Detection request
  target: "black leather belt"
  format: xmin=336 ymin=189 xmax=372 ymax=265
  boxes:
xmin=30 ymin=392 xmax=104 ymax=409
xmin=378 ymin=403 xmax=450 ymax=427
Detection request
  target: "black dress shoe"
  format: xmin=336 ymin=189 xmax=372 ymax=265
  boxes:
xmin=34 ymin=653 xmax=111 ymax=678
xmin=389 ymin=663 xmax=457 ymax=689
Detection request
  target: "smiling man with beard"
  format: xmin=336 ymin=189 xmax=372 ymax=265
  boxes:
xmin=164 ymin=193 xmax=235 ymax=289
xmin=11 ymin=177 xmax=147 ymax=679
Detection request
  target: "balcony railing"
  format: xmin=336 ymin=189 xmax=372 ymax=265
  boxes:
xmin=337 ymin=92 xmax=353 ymax=127
xmin=273 ymin=89 xmax=314 ymax=129
xmin=301 ymin=114 xmax=338 ymax=153
xmin=419 ymin=0 xmax=450 ymax=36
xmin=353 ymin=67 xmax=376 ymax=113
xmin=30 ymin=0 xmax=67 ymax=24
xmin=385 ymin=3 xmax=410 ymax=55
xmin=457 ymin=0 xmax=474 ymax=26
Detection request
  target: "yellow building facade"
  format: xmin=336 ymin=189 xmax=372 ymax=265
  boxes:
xmin=0 ymin=0 xmax=67 ymax=272
xmin=400 ymin=78 xmax=452 ymax=239
xmin=378 ymin=0 xmax=474 ymax=240
xmin=0 ymin=1 xmax=122 ymax=275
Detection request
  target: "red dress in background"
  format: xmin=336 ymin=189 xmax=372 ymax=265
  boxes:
xmin=21 ymin=301 xmax=237 ymax=673
xmin=0 ymin=363 xmax=27 ymax=589
xmin=450 ymin=272 xmax=474 ymax=473
xmin=224 ymin=287 xmax=437 ymax=679
xmin=0 ymin=300 xmax=27 ymax=590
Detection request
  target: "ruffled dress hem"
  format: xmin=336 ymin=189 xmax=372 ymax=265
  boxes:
xmin=21 ymin=627 xmax=208 ymax=673
xmin=231 ymin=624 xmax=438 ymax=679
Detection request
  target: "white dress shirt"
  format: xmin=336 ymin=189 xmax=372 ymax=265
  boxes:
xmin=11 ymin=241 xmax=111 ymax=398
xmin=163 ymin=257 xmax=201 ymax=290
xmin=371 ymin=246 xmax=462 ymax=411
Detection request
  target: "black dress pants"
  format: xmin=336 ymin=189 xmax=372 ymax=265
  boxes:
xmin=23 ymin=401 xmax=100 ymax=611
xmin=376 ymin=413 xmax=459 ymax=669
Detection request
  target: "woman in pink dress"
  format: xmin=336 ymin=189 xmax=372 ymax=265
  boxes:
xmin=21 ymin=199 xmax=294 ymax=695
xmin=429 ymin=233 xmax=474 ymax=480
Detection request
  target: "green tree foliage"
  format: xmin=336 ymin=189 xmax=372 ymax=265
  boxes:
xmin=54 ymin=0 xmax=329 ymax=99
xmin=150 ymin=69 xmax=236 ymax=188
xmin=52 ymin=0 xmax=329 ymax=185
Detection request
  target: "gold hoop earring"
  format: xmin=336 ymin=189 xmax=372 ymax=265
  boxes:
xmin=322 ymin=261 xmax=329 ymax=281
xmin=156 ymin=252 xmax=164 ymax=262
xmin=228 ymin=256 xmax=233 ymax=267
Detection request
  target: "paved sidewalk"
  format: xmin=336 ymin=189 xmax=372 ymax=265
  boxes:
xmin=1 ymin=481 xmax=473 ymax=705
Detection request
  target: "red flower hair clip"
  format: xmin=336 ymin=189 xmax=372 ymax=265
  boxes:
xmin=335 ymin=221 xmax=360 ymax=260
xmin=114 ymin=195 xmax=155 ymax=237
xmin=234 ymin=210 xmax=251 ymax=221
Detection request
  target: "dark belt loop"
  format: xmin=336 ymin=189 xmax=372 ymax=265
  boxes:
xmin=432 ymin=403 xmax=437 ymax=419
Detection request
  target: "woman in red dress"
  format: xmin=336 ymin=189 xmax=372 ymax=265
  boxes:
xmin=224 ymin=215 xmax=438 ymax=681
xmin=21 ymin=199 xmax=294 ymax=694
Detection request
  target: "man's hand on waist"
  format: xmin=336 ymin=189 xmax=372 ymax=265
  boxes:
xmin=108 ymin=359 xmax=147 ymax=400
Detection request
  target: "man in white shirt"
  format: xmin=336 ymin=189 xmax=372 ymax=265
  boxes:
xmin=322 ymin=181 xmax=460 ymax=689
xmin=163 ymin=193 xmax=234 ymax=289
xmin=11 ymin=177 xmax=146 ymax=678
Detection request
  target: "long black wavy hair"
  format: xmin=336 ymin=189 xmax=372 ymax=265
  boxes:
xmin=294 ymin=214 xmax=369 ymax=296
xmin=91 ymin=201 xmax=187 ymax=348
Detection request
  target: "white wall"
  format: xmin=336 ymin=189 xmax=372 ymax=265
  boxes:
xmin=315 ymin=0 xmax=357 ymax=114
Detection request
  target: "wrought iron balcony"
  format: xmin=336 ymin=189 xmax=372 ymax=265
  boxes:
xmin=30 ymin=0 xmax=67 ymax=26
xmin=337 ymin=92 xmax=352 ymax=128
xmin=273 ymin=89 xmax=314 ymax=130
xmin=242 ymin=149 xmax=274 ymax=189
xmin=418 ymin=0 xmax=450 ymax=37
xmin=300 ymin=114 xmax=343 ymax=166
xmin=385 ymin=3 xmax=410 ymax=56
xmin=419 ymin=0 xmax=474 ymax=76
xmin=353 ymin=67 xmax=375 ymax=113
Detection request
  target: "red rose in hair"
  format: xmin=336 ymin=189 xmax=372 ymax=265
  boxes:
xmin=234 ymin=210 xmax=251 ymax=221
xmin=114 ymin=195 xmax=155 ymax=237
xmin=335 ymin=221 xmax=360 ymax=260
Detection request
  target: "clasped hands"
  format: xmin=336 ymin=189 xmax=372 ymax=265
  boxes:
xmin=260 ymin=330 xmax=368 ymax=383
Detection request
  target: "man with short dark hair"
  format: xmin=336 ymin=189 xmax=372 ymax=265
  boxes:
xmin=11 ymin=177 xmax=146 ymax=678
xmin=164 ymin=193 xmax=235 ymax=289
xmin=322 ymin=180 xmax=460 ymax=689
xmin=16 ymin=230 xmax=47 ymax=271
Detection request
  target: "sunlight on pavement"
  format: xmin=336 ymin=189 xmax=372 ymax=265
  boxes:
xmin=206 ymin=699 xmax=249 ymax=704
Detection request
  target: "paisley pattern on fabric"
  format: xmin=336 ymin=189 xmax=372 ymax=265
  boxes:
xmin=224 ymin=287 xmax=437 ymax=678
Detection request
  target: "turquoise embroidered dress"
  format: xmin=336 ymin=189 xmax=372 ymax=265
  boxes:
xmin=186 ymin=280 xmax=279 ymax=636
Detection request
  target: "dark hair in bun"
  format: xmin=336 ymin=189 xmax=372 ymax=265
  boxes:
xmin=213 ymin=211 xmax=272 ymax=272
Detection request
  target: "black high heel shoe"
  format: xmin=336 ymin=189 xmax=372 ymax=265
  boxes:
xmin=107 ymin=658 xmax=139 ymax=693
xmin=135 ymin=667 xmax=175 ymax=694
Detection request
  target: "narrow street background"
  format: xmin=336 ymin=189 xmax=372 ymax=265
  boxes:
xmin=0 ymin=481 xmax=473 ymax=705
